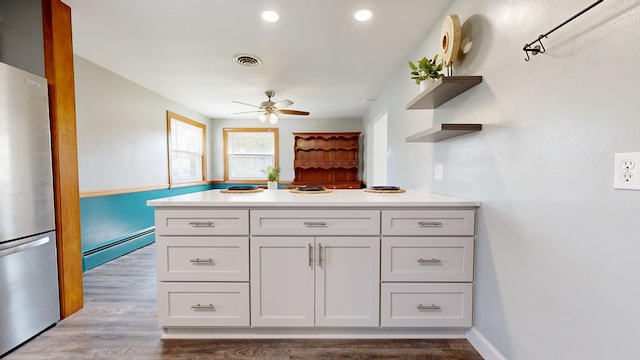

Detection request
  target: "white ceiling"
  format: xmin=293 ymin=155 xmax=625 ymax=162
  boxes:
xmin=62 ymin=0 xmax=452 ymax=120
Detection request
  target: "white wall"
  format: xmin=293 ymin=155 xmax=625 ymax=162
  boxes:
xmin=75 ymin=56 xmax=362 ymax=190
xmin=209 ymin=118 xmax=362 ymax=182
xmin=365 ymin=0 xmax=640 ymax=359
xmin=74 ymin=55 xmax=212 ymax=192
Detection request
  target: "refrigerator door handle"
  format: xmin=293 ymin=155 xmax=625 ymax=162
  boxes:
xmin=0 ymin=236 xmax=51 ymax=258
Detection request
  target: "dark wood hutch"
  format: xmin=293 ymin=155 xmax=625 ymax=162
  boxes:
xmin=292 ymin=132 xmax=362 ymax=189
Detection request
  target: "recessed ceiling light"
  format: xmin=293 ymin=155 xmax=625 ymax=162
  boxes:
xmin=262 ymin=10 xmax=280 ymax=22
xmin=354 ymin=9 xmax=372 ymax=22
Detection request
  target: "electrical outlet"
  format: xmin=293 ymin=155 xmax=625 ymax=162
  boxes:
xmin=434 ymin=164 xmax=444 ymax=180
xmin=620 ymin=160 xmax=635 ymax=170
xmin=614 ymin=152 xmax=640 ymax=190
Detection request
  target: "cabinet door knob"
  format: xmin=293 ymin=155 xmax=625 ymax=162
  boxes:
xmin=417 ymin=304 xmax=441 ymax=311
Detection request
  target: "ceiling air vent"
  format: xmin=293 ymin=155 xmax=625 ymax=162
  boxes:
xmin=234 ymin=54 xmax=262 ymax=68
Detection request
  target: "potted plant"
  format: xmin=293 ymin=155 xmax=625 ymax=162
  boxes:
xmin=266 ymin=165 xmax=280 ymax=190
xmin=408 ymin=54 xmax=444 ymax=91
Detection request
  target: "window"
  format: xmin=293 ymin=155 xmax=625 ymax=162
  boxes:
xmin=223 ymin=128 xmax=278 ymax=182
xmin=167 ymin=111 xmax=206 ymax=186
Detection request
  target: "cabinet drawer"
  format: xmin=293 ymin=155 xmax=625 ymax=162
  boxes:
xmin=156 ymin=237 xmax=249 ymax=281
xmin=382 ymin=210 xmax=475 ymax=236
xmin=382 ymin=237 xmax=474 ymax=282
xmin=251 ymin=210 xmax=380 ymax=235
xmin=157 ymin=282 xmax=249 ymax=327
xmin=381 ymin=283 xmax=472 ymax=328
xmin=155 ymin=209 xmax=248 ymax=236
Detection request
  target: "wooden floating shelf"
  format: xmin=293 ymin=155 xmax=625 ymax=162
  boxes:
xmin=406 ymin=76 xmax=483 ymax=109
xmin=406 ymin=123 xmax=482 ymax=143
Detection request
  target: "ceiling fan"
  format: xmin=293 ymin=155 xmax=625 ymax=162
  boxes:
xmin=233 ymin=89 xmax=310 ymax=124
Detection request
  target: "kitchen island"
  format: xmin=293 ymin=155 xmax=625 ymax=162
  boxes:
xmin=147 ymin=189 xmax=479 ymax=339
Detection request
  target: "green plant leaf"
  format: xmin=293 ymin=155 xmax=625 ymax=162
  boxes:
xmin=409 ymin=55 xmax=443 ymax=84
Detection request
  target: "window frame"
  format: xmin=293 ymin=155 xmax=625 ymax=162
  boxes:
xmin=166 ymin=111 xmax=207 ymax=188
xmin=223 ymin=128 xmax=279 ymax=183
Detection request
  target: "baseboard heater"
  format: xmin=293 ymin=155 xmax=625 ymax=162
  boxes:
xmin=82 ymin=227 xmax=155 ymax=271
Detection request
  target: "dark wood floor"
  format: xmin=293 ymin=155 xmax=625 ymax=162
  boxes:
xmin=5 ymin=244 xmax=483 ymax=359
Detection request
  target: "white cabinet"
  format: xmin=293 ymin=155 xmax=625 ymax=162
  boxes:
xmin=381 ymin=237 xmax=474 ymax=282
xmin=382 ymin=210 xmax=475 ymax=236
xmin=380 ymin=210 xmax=475 ymax=328
xmin=250 ymin=236 xmax=380 ymax=328
xmin=249 ymin=237 xmax=315 ymax=327
xmin=156 ymin=236 xmax=249 ymax=282
xmin=148 ymin=190 xmax=479 ymax=338
xmin=157 ymin=282 xmax=249 ymax=327
xmin=381 ymin=283 xmax=472 ymax=328
xmin=155 ymin=209 xmax=250 ymax=328
xmin=155 ymin=209 xmax=248 ymax=236
xmin=251 ymin=209 xmax=380 ymax=236
xmin=315 ymin=237 xmax=380 ymax=327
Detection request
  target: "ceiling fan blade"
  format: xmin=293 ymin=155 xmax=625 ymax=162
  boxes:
xmin=232 ymin=100 xmax=261 ymax=108
xmin=274 ymin=99 xmax=293 ymax=108
xmin=232 ymin=110 xmax=263 ymax=114
xmin=279 ymin=109 xmax=310 ymax=116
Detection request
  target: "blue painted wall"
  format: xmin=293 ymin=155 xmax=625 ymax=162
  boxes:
xmin=80 ymin=184 xmax=220 ymax=270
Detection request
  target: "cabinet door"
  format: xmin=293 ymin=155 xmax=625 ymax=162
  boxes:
xmin=157 ymin=282 xmax=249 ymax=327
xmin=381 ymin=283 xmax=473 ymax=328
xmin=315 ymin=237 xmax=380 ymax=327
xmin=381 ymin=237 xmax=474 ymax=282
xmin=156 ymin=236 xmax=249 ymax=282
xmin=250 ymin=237 xmax=315 ymax=327
xmin=382 ymin=210 xmax=475 ymax=236
xmin=251 ymin=210 xmax=380 ymax=236
xmin=155 ymin=209 xmax=249 ymax=236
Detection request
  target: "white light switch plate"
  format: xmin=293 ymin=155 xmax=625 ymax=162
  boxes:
xmin=614 ymin=152 xmax=640 ymax=190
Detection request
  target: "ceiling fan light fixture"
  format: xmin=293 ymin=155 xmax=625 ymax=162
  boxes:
xmin=268 ymin=112 xmax=279 ymax=124
xmin=235 ymin=89 xmax=309 ymax=122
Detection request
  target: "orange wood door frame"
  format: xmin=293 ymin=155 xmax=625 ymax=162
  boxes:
xmin=42 ymin=0 xmax=84 ymax=318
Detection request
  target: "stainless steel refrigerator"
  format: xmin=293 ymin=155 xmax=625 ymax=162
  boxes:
xmin=0 ymin=61 xmax=60 ymax=356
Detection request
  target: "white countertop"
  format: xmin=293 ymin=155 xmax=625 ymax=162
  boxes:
xmin=147 ymin=189 xmax=480 ymax=208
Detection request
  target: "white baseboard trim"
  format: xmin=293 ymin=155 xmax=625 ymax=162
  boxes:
xmin=466 ymin=327 xmax=507 ymax=360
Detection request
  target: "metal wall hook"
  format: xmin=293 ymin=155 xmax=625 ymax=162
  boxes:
xmin=523 ymin=35 xmax=547 ymax=61
xmin=522 ymin=0 xmax=603 ymax=61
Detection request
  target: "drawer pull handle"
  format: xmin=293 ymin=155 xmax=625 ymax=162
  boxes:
xmin=417 ymin=221 xmax=443 ymax=227
xmin=417 ymin=304 xmax=441 ymax=311
xmin=189 ymin=221 xmax=215 ymax=227
xmin=417 ymin=258 xmax=442 ymax=264
xmin=190 ymin=258 xmax=215 ymax=264
xmin=191 ymin=303 xmax=216 ymax=310
xmin=304 ymin=221 xmax=328 ymax=227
